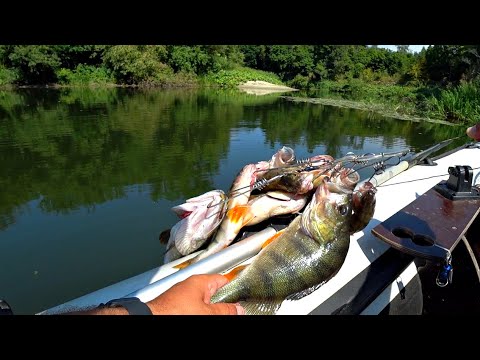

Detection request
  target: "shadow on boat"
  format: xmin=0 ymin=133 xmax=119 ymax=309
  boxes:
xmin=262 ymin=212 xmax=480 ymax=315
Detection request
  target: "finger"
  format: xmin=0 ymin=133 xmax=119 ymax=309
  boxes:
xmin=204 ymin=274 xmax=230 ymax=300
xmin=467 ymin=123 xmax=480 ymax=141
xmin=208 ymin=302 xmax=245 ymax=315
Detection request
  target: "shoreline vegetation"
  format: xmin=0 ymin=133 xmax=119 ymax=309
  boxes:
xmin=280 ymin=96 xmax=456 ymax=126
xmin=1 ymin=45 xmax=479 ymax=126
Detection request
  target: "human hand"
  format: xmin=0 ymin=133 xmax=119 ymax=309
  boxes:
xmin=466 ymin=123 xmax=480 ymax=141
xmin=146 ymin=274 xmax=245 ymax=315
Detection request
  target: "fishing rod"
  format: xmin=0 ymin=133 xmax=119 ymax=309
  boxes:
xmin=126 ymin=227 xmax=278 ymax=302
xmin=357 ymin=136 xmax=461 ymax=188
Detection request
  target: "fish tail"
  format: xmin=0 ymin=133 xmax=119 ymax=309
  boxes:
xmin=239 ymin=299 xmax=283 ymax=315
xmin=159 ymin=229 xmax=171 ymax=244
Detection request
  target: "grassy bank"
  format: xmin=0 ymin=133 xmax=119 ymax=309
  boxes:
xmin=304 ymin=79 xmax=480 ymax=125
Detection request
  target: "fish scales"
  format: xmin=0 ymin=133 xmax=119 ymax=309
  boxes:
xmin=212 ymin=214 xmax=350 ymax=305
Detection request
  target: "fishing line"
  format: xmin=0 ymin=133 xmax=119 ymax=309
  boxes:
xmin=351 ymin=155 xmax=403 ymax=181
xmin=409 ymin=135 xmax=463 ymax=154
xmin=376 ymin=166 xmax=480 ymax=188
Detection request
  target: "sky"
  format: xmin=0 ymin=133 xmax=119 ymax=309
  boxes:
xmin=377 ymin=45 xmax=429 ymax=53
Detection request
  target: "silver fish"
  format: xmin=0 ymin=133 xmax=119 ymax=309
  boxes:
xmin=162 ymin=190 xmax=227 ymax=263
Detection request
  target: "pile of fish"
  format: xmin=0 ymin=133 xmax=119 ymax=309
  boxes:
xmin=159 ymin=146 xmax=377 ymax=314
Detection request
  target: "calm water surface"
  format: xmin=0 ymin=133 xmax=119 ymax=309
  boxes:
xmin=0 ymin=87 xmax=467 ymax=314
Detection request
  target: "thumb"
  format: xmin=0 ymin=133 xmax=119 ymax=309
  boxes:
xmin=208 ymin=302 xmax=245 ymax=315
xmin=205 ymin=274 xmax=230 ymax=298
xmin=467 ymin=123 xmax=480 ymax=141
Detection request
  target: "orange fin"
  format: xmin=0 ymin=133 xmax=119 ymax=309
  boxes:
xmin=239 ymin=210 xmax=256 ymax=227
xmin=223 ymin=265 xmax=248 ymax=281
xmin=261 ymin=229 xmax=285 ymax=249
xmin=226 ymin=205 xmax=251 ymax=224
xmin=174 ymin=258 xmax=193 ymax=270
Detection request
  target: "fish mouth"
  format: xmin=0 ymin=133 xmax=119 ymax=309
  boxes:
xmin=313 ymin=179 xmax=330 ymax=203
xmin=309 ymin=154 xmax=334 ymax=166
xmin=326 ymin=179 xmax=354 ymax=195
xmin=338 ymin=168 xmax=360 ymax=189
xmin=279 ymin=146 xmax=295 ymax=164
xmin=361 ymin=181 xmax=377 ymax=194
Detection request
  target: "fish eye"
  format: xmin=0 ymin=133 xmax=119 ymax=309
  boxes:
xmin=338 ymin=205 xmax=348 ymax=216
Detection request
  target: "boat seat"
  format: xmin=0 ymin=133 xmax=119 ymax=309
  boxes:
xmin=371 ymin=175 xmax=480 ymax=284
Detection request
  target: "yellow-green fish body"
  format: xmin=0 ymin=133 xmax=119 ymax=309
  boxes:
xmin=211 ymin=180 xmax=353 ymax=314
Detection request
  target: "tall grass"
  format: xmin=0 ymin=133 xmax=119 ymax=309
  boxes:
xmin=426 ymin=82 xmax=480 ymax=123
xmin=315 ymin=79 xmax=419 ymax=115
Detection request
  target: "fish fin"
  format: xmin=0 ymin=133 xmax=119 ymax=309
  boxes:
xmin=226 ymin=205 xmax=251 ymax=224
xmin=265 ymin=191 xmax=292 ymax=201
xmin=223 ymin=264 xmax=248 ymax=281
xmin=174 ymin=257 xmax=194 ymax=270
xmin=261 ymin=229 xmax=285 ymax=249
xmin=285 ymin=282 xmax=325 ymax=301
xmin=239 ymin=299 xmax=283 ymax=315
xmin=158 ymin=228 xmax=171 ymax=244
xmin=240 ymin=210 xmax=257 ymax=227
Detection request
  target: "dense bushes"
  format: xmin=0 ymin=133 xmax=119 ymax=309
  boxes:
xmin=205 ymin=67 xmax=283 ymax=88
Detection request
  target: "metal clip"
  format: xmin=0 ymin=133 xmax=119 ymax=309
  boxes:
xmin=251 ymin=174 xmax=284 ymax=192
xmin=436 ymin=251 xmax=453 ymax=287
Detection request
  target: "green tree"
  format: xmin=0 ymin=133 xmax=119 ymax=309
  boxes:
xmin=396 ymin=45 xmax=410 ymax=53
xmin=264 ymin=45 xmax=314 ymax=81
xmin=424 ymin=45 xmax=470 ymax=84
xmin=103 ymin=45 xmax=171 ymax=84
xmin=4 ymin=45 xmax=61 ymax=84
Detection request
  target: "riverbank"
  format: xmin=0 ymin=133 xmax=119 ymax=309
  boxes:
xmin=1 ymin=79 xmax=477 ymax=127
xmin=281 ymin=96 xmax=456 ymax=126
